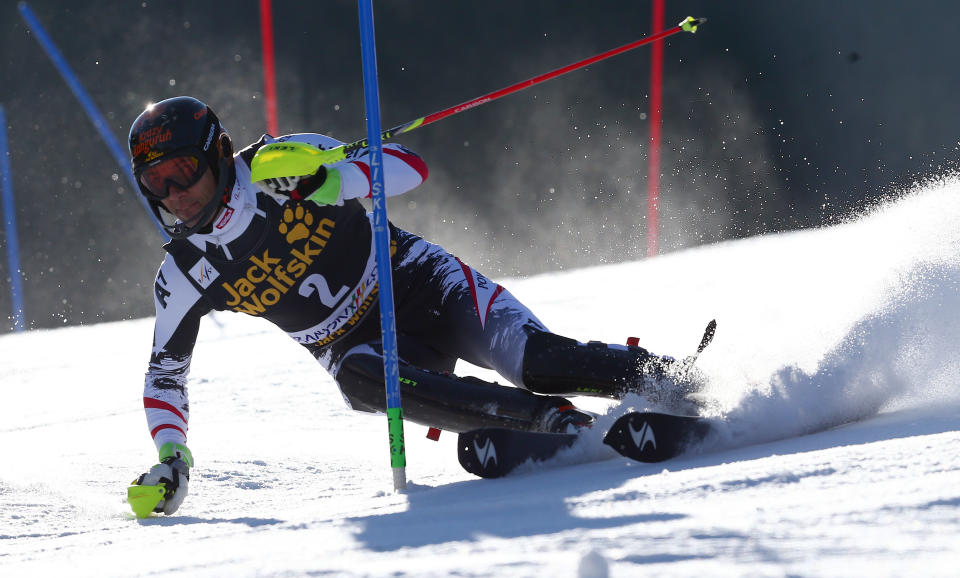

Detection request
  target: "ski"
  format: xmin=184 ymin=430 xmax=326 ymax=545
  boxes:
xmin=458 ymin=411 xmax=713 ymax=478
xmin=602 ymin=411 xmax=712 ymax=462
xmin=458 ymin=321 xmax=719 ymax=478
xmin=458 ymin=428 xmax=578 ymax=478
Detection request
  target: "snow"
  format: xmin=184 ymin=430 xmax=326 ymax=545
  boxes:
xmin=2 ymin=179 xmax=959 ymax=576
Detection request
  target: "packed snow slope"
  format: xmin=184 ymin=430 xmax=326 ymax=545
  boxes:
xmin=2 ymin=179 xmax=959 ymax=577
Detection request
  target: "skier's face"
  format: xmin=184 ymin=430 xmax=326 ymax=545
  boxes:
xmin=159 ymin=166 xmax=218 ymax=227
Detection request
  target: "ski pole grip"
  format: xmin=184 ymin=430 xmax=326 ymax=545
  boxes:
xmin=680 ymin=16 xmax=706 ymax=33
xmin=250 ymin=141 xmax=347 ymax=181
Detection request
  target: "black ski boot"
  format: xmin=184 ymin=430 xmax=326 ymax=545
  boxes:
xmin=520 ymin=330 xmax=696 ymax=407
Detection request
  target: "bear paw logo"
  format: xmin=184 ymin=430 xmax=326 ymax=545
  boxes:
xmin=279 ymin=204 xmax=314 ymax=243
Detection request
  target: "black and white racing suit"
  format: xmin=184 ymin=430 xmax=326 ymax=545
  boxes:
xmin=143 ymin=133 xmax=552 ymax=450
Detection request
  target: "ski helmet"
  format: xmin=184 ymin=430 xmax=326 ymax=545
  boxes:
xmin=129 ymin=96 xmax=234 ymax=239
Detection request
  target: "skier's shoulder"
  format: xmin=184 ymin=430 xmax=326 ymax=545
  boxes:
xmin=151 ymin=251 xmax=203 ymax=315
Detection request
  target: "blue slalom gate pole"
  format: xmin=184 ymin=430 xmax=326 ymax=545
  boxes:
xmin=357 ymin=0 xmax=406 ymax=491
xmin=17 ymin=2 xmax=168 ymax=242
xmin=0 ymin=105 xmax=26 ymax=332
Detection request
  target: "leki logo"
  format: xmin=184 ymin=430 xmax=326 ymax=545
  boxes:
xmin=628 ymin=421 xmax=657 ymax=452
xmin=473 ymin=437 xmax=498 ymax=468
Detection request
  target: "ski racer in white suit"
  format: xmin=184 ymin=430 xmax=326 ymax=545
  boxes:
xmin=127 ymin=96 xmax=687 ymax=515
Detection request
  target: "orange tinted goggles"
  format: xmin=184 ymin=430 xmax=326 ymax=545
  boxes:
xmin=137 ymin=152 xmax=207 ymax=199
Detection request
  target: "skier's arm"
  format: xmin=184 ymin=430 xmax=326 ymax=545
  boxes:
xmin=128 ymin=257 xmax=209 ymax=518
xmin=251 ymin=133 xmax=428 ymax=205
xmin=144 ymin=257 xmax=211 ymax=451
xmin=332 ymin=141 xmax=428 ymax=201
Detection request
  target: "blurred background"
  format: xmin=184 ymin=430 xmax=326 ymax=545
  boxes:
xmin=0 ymin=0 xmax=957 ymax=333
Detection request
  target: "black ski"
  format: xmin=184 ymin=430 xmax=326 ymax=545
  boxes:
xmin=458 ymin=411 xmax=713 ymax=478
xmin=602 ymin=411 xmax=712 ymax=462
xmin=458 ymin=428 xmax=578 ymax=478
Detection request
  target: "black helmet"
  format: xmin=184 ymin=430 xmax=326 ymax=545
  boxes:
xmin=129 ymin=96 xmax=234 ymax=238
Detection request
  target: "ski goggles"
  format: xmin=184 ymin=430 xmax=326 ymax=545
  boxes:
xmin=136 ymin=150 xmax=208 ymax=200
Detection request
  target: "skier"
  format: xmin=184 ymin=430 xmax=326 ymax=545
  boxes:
xmin=128 ymin=96 xmax=693 ymax=515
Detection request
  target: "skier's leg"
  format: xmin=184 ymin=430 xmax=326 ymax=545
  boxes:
xmin=318 ymin=228 xmax=684 ymax=430
xmin=306 ymin=255 xmax=587 ymax=431
xmin=333 ymin=345 xmax=593 ymax=433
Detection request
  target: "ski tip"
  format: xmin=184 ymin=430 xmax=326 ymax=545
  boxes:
xmin=603 ymin=412 xmax=712 ymax=463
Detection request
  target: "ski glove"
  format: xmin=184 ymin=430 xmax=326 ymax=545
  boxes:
xmin=127 ymin=442 xmax=193 ymax=518
xmin=255 ymin=165 xmax=342 ymax=205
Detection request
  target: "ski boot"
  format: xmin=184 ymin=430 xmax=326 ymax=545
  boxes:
xmin=521 ymin=327 xmax=712 ymax=414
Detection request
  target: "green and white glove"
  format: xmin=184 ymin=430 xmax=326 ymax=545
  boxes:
xmin=127 ymin=442 xmax=194 ymax=518
xmin=255 ymin=164 xmax=342 ymax=205
xmin=250 ymin=140 xmax=346 ymax=205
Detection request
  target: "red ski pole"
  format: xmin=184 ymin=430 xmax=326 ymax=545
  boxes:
xmin=251 ymin=16 xmax=706 ymax=178
xmin=393 ymin=16 xmax=705 ymax=139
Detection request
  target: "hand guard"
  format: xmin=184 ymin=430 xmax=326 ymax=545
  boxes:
xmin=255 ymin=165 xmax=342 ymax=205
xmin=127 ymin=442 xmax=193 ymax=518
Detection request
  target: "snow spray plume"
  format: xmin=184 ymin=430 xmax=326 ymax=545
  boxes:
xmin=711 ymin=179 xmax=960 ymax=449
